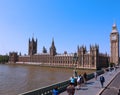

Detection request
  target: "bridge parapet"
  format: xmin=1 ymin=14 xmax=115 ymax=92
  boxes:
xmin=19 ymin=80 xmax=70 ymax=95
xmin=19 ymin=70 xmax=104 ymax=95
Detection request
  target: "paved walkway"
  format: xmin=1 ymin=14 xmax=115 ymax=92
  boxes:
xmin=61 ymin=67 xmax=120 ymax=95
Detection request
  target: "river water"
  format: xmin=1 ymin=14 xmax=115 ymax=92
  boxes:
xmin=0 ymin=64 xmax=94 ymax=95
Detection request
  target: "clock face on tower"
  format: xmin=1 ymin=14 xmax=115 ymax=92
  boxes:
xmin=111 ymin=35 xmax=117 ymax=40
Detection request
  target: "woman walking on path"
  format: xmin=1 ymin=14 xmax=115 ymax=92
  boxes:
xmin=76 ymin=74 xmax=82 ymax=89
xmin=83 ymin=72 xmax=87 ymax=83
xmin=70 ymin=76 xmax=75 ymax=86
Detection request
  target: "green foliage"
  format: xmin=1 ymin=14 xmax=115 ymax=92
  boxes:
xmin=0 ymin=55 xmax=9 ymax=63
xmin=109 ymin=62 xmax=115 ymax=67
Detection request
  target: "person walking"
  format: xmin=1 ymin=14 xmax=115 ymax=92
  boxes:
xmin=94 ymin=72 xmax=98 ymax=80
xmin=52 ymin=87 xmax=59 ymax=95
xmin=70 ymin=76 xmax=75 ymax=86
xmin=67 ymin=82 xmax=75 ymax=95
xmin=100 ymin=75 xmax=105 ymax=88
xmin=76 ymin=74 xmax=81 ymax=89
xmin=118 ymin=89 xmax=120 ymax=95
xmin=83 ymin=72 xmax=87 ymax=83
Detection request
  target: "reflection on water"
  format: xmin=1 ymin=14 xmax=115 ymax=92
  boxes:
xmin=0 ymin=64 xmax=94 ymax=95
xmin=0 ymin=64 xmax=73 ymax=95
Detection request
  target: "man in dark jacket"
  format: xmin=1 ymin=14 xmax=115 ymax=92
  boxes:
xmin=100 ymin=75 xmax=105 ymax=88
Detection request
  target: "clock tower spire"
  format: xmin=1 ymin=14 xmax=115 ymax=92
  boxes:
xmin=110 ymin=22 xmax=119 ymax=65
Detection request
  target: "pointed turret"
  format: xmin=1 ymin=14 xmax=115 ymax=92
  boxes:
xmin=77 ymin=45 xmax=79 ymax=52
xmin=50 ymin=38 xmax=57 ymax=56
xmin=52 ymin=38 xmax=55 ymax=47
xmin=42 ymin=46 xmax=47 ymax=53
xmin=28 ymin=37 xmax=37 ymax=55
xmin=112 ymin=22 xmax=118 ymax=33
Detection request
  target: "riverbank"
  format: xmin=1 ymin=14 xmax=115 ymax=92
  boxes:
xmin=6 ymin=63 xmax=95 ymax=75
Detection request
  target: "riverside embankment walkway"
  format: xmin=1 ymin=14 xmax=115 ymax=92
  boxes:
xmin=61 ymin=67 xmax=120 ymax=95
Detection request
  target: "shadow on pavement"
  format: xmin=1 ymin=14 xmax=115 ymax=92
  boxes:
xmin=85 ymin=81 xmax=95 ymax=85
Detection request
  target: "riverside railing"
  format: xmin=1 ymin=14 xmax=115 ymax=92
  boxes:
xmin=19 ymin=69 xmax=105 ymax=95
xmin=86 ymin=69 xmax=105 ymax=81
xmin=19 ymin=79 xmax=70 ymax=95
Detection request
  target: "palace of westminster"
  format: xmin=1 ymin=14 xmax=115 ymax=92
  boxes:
xmin=9 ymin=23 xmax=120 ymax=70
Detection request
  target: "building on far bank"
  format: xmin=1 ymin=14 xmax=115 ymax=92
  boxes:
xmin=9 ymin=40 xmax=109 ymax=70
xmin=9 ymin=23 xmax=120 ymax=70
xmin=110 ymin=23 xmax=119 ymax=65
xmin=9 ymin=52 xmax=18 ymax=63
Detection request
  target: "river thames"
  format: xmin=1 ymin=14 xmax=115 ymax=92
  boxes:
xmin=0 ymin=64 xmax=94 ymax=95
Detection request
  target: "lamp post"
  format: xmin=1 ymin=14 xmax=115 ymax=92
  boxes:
xmin=73 ymin=53 xmax=78 ymax=77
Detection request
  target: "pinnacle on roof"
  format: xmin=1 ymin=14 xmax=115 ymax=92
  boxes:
xmin=52 ymin=38 xmax=54 ymax=46
xmin=112 ymin=22 xmax=118 ymax=33
xmin=112 ymin=23 xmax=116 ymax=27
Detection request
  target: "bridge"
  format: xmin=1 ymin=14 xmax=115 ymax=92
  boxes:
xmin=19 ymin=67 xmax=120 ymax=95
xmin=61 ymin=67 xmax=120 ymax=95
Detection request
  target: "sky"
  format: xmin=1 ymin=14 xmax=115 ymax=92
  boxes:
xmin=0 ymin=0 xmax=120 ymax=55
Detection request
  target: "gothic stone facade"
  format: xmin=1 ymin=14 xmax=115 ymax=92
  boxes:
xmin=9 ymin=37 xmax=109 ymax=70
xmin=10 ymin=23 xmax=120 ymax=69
xmin=9 ymin=52 xmax=18 ymax=63
xmin=110 ymin=23 xmax=119 ymax=65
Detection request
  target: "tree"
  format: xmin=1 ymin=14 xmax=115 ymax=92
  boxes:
xmin=0 ymin=55 xmax=9 ymax=64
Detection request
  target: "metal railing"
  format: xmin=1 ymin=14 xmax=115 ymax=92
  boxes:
xmin=19 ymin=80 xmax=70 ymax=95
xmin=19 ymin=70 xmax=105 ymax=95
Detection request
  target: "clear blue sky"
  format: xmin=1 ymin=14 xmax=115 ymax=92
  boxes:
xmin=0 ymin=0 xmax=120 ymax=55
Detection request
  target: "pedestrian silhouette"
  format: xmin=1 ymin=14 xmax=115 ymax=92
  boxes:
xmin=70 ymin=76 xmax=75 ymax=86
xmin=52 ymin=86 xmax=59 ymax=95
xmin=100 ymin=75 xmax=105 ymax=88
xmin=77 ymin=74 xmax=82 ymax=89
xmin=67 ymin=82 xmax=75 ymax=95
xmin=118 ymin=89 xmax=120 ymax=95
xmin=83 ymin=72 xmax=87 ymax=83
xmin=94 ymin=72 xmax=97 ymax=80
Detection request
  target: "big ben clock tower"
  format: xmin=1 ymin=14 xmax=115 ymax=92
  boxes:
xmin=110 ymin=23 xmax=119 ymax=65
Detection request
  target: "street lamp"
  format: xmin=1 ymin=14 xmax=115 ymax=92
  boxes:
xmin=73 ymin=53 xmax=78 ymax=77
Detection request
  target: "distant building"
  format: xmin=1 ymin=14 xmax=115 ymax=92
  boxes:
xmin=9 ymin=23 xmax=120 ymax=69
xmin=9 ymin=52 xmax=18 ymax=63
xmin=110 ymin=23 xmax=119 ymax=65
xmin=28 ymin=37 xmax=37 ymax=55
